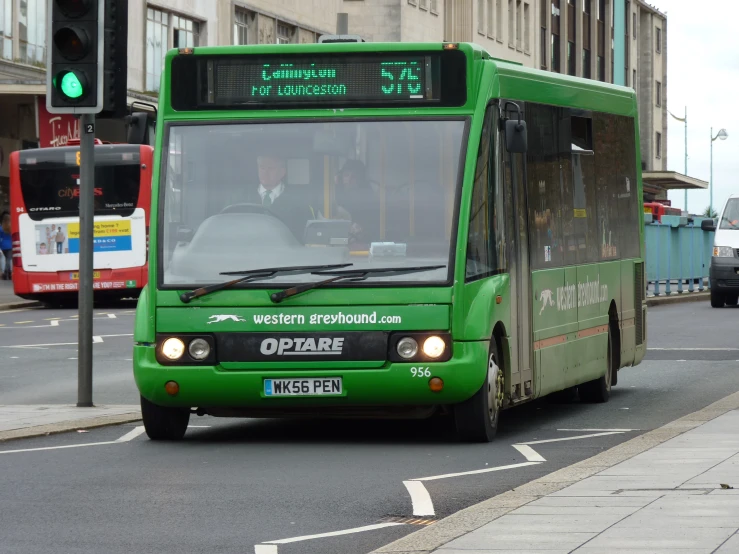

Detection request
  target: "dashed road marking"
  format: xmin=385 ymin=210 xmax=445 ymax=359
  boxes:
xmin=403 ymin=480 xmax=435 ymax=516
xmin=513 ymin=444 xmax=546 ymax=463
xmin=14 ymin=321 xmax=33 ymax=325
xmin=517 ymin=431 xmax=625 ymax=445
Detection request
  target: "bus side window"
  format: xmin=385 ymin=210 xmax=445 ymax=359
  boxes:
xmin=466 ymin=106 xmax=497 ymax=281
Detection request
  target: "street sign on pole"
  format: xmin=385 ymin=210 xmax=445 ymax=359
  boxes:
xmin=77 ymin=115 xmax=95 ymax=407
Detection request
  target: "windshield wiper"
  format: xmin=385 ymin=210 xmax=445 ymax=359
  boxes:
xmin=270 ymin=265 xmax=446 ymax=304
xmin=179 ymin=264 xmax=353 ymax=303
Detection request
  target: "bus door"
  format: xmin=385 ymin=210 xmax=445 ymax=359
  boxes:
xmin=501 ymin=102 xmax=534 ymax=401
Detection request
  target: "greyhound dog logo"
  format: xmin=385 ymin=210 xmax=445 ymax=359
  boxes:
xmin=539 ymin=289 xmax=555 ymax=315
xmin=207 ymin=315 xmax=246 ymax=324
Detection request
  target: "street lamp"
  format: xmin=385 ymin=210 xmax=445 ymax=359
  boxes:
xmin=667 ymin=107 xmax=688 ymax=212
xmin=710 ymin=127 xmax=729 ymax=216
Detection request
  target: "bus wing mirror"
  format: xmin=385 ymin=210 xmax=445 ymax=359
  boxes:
xmin=505 ymin=119 xmax=528 ymax=153
xmin=126 ymin=113 xmax=151 ymax=145
xmin=701 ymin=219 xmax=716 ymax=232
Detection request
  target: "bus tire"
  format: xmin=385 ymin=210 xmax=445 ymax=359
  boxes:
xmin=711 ymin=290 xmax=725 ymax=308
xmin=579 ymin=325 xmax=614 ymax=403
xmin=454 ymin=341 xmax=503 ymax=443
xmin=140 ymin=395 xmax=190 ymax=441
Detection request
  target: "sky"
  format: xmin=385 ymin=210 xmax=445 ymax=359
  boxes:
xmin=650 ymin=0 xmax=739 ymax=215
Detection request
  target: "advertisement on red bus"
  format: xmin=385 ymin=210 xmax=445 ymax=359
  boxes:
xmin=8 ymin=143 xmax=153 ymax=305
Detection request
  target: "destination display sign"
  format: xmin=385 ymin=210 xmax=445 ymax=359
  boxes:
xmin=171 ymin=50 xmax=467 ymax=109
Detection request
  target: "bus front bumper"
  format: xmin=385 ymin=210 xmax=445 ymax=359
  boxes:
xmin=133 ymin=341 xmax=489 ymax=412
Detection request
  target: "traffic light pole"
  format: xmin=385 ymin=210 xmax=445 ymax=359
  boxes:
xmin=77 ymin=114 xmax=96 ymax=407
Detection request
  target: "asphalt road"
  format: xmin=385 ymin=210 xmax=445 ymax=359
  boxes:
xmin=0 ymin=300 xmax=738 ymax=554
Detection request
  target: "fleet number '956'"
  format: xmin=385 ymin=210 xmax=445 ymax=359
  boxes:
xmin=410 ymin=367 xmax=431 ymax=377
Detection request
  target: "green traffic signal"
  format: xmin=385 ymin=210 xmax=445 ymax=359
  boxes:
xmin=61 ymin=72 xmax=84 ymax=98
xmin=54 ymin=70 xmax=89 ymax=101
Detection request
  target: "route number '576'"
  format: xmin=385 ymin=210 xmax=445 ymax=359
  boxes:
xmin=410 ymin=367 xmax=431 ymax=377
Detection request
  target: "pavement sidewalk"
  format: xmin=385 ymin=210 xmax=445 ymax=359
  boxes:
xmin=375 ymin=392 xmax=739 ymax=554
xmin=0 ymin=404 xmax=141 ymax=442
xmin=0 ymin=280 xmax=38 ymax=310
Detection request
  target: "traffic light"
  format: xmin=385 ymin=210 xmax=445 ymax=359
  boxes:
xmin=99 ymin=0 xmax=129 ymax=119
xmin=47 ymin=0 xmax=104 ymax=114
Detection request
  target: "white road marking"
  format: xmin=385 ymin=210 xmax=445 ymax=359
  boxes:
xmin=517 ymin=431 xmax=625 ymax=446
xmin=0 ymin=440 xmax=119 ymax=454
xmin=187 ymin=425 xmax=211 ymax=428
xmin=263 ymin=522 xmax=405 ymax=545
xmin=412 ymin=461 xmax=541 ymax=482
xmin=116 ymin=426 xmax=145 ymax=442
xmin=10 ymin=356 xmax=19 ymax=359
xmin=254 ymin=546 xmax=278 ymax=554
xmin=50 ymin=320 xmax=60 ymax=326
xmin=0 ymin=309 xmax=31 ymax=314
xmin=557 ymin=428 xmax=639 ymax=432
xmin=68 ymin=357 xmax=77 ymax=360
xmin=403 ymin=480 xmax=435 ymax=516
xmin=647 ymin=347 xmax=739 ymax=351
xmin=107 ymin=314 xmax=117 ymax=319
xmin=513 ymin=444 xmax=546 ymax=462
xmin=2 ymin=334 xmax=132 ymax=348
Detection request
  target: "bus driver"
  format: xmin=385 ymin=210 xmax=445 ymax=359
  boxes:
xmin=245 ymin=154 xmax=314 ymax=241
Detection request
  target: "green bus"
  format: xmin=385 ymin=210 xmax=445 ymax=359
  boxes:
xmin=133 ymin=39 xmax=647 ymax=442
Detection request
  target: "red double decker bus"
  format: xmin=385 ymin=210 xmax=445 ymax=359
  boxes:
xmin=8 ymin=142 xmax=153 ymax=306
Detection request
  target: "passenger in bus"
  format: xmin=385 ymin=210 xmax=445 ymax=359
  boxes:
xmin=333 ymin=160 xmax=380 ymax=246
xmin=245 ymin=154 xmax=314 ymax=241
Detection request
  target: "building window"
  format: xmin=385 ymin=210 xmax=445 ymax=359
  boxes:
xmin=146 ymin=8 xmax=169 ymax=92
xmin=508 ymin=0 xmax=514 ymax=47
xmin=633 ymin=12 xmax=636 ymax=38
xmin=583 ymin=0 xmax=591 ymax=14
xmin=551 ymin=0 xmax=560 ymax=72
xmin=655 ymin=26 xmax=661 ymax=53
xmin=487 ymin=0 xmax=493 ymax=36
xmin=234 ymin=9 xmax=249 ymax=45
xmin=496 ymin=0 xmax=502 ymax=38
xmin=1 ymin=0 xmax=14 ymax=60
xmin=478 ymin=0 xmax=485 ymax=34
xmin=597 ymin=55 xmax=605 ymax=81
xmin=146 ymin=8 xmax=200 ymax=92
xmin=655 ymin=81 xmax=661 ymax=107
xmin=582 ymin=49 xmax=591 ymax=78
xmin=18 ymin=0 xmax=46 ymax=65
xmin=524 ymin=2 xmax=530 ymax=52
xmin=540 ymin=0 xmax=547 ymax=68
xmin=516 ymin=0 xmax=522 ymax=50
xmin=633 ymin=69 xmax=636 ymax=88
xmin=277 ymin=23 xmax=293 ymax=44
xmin=172 ymin=15 xmax=199 ymax=49
xmin=597 ymin=0 xmax=605 ymax=21
xmin=430 ymin=0 xmax=438 ymax=13
xmin=655 ymin=132 xmax=662 ymax=159
xmin=419 ymin=0 xmax=428 ymax=9
xmin=408 ymin=0 xmax=416 ymax=5
xmin=567 ymin=41 xmax=575 ymax=75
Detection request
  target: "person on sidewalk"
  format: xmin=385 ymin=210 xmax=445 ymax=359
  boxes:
xmin=0 ymin=212 xmax=11 ymax=280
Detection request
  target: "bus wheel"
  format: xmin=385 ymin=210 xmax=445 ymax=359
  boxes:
xmin=454 ymin=341 xmax=503 ymax=443
xmin=711 ymin=290 xmax=725 ymax=308
xmin=579 ymin=325 xmax=614 ymax=403
xmin=140 ymin=395 xmax=190 ymax=441
xmin=725 ymin=295 xmax=738 ymax=307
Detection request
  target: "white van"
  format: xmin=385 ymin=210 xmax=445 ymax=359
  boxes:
xmin=704 ymin=194 xmax=739 ymax=308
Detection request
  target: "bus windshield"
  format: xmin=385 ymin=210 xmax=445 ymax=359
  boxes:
xmin=18 ymin=148 xmax=141 ymax=221
xmin=161 ymin=119 xmax=466 ymax=286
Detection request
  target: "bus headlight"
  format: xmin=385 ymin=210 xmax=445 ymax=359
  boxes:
xmin=188 ymin=338 xmax=211 ymax=360
xmin=397 ymin=337 xmax=419 ymax=359
xmin=713 ymin=246 xmax=734 ymax=258
xmin=161 ymin=338 xmax=185 ymax=361
xmin=422 ymin=336 xmax=446 ymax=358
